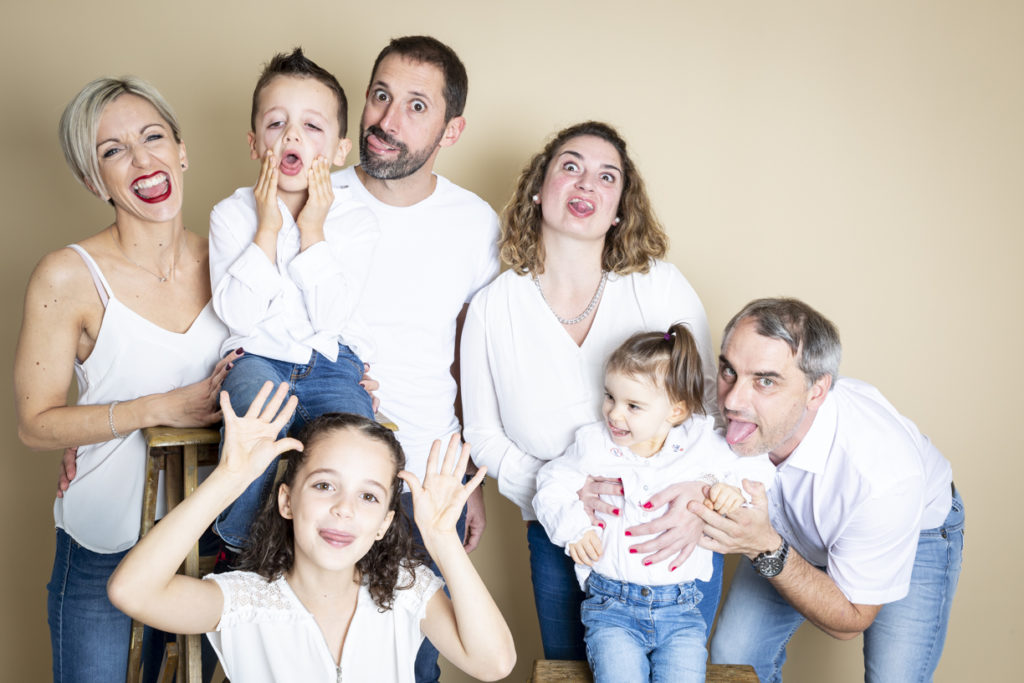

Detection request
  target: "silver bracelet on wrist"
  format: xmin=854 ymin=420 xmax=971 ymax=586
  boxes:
xmin=108 ymin=401 xmax=126 ymax=439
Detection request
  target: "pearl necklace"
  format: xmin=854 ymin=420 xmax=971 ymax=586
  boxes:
xmin=532 ymin=270 xmax=609 ymax=325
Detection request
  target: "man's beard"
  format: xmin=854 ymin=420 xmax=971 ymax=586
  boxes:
xmin=359 ymin=124 xmax=442 ymax=180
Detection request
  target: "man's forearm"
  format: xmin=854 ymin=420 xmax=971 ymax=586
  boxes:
xmin=768 ymin=547 xmax=882 ymax=639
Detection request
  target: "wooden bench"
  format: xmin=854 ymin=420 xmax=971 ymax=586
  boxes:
xmin=531 ymin=659 xmax=759 ymax=682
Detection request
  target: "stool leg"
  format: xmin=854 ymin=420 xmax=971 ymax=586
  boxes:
xmin=128 ymin=452 xmax=164 ymax=682
xmin=126 ymin=621 xmax=145 ymax=683
xmin=165 ymin=448 xmax=184 ymax=511
xmin=176 ymin=633 xmax=186 ymax=683
xmin=183 ymin=443 xmax=204 ymax=682
xmin=158 ymin=641 xmax=179 ymax=683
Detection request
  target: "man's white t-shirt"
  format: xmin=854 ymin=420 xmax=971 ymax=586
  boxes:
xmin=331 ymin=166 xmax=499 ymax=478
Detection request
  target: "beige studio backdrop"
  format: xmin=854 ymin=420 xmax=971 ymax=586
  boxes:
xmin=2 ymin=1 xmax=1020 ymax=681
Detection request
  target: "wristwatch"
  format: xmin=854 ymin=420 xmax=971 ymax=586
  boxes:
xmin=751 ymin=538 xmax=790 ymax=578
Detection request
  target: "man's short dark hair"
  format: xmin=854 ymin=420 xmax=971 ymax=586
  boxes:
xmin=251 ymin=47 xmax=348 ymax=135
xmin=369 ymin=36 xmax=468 ymax=121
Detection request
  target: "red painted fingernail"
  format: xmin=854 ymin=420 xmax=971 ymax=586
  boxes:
xmin=629 ymin=548 xmax=637 ymax=554
xmin=612 ymin=508 xmax=620 ymax=516
xmin=624 ymin=531 xmax=632 ymax=536
xmin=227 ymin=363 xmax=234 ymax=370
xmin=670 ymin=565 xmax=677 ymax=572
xmin=235 ymin=347 xmax=244 ymax=355
xmin=643 ymin=560 xmax=652 ymax=566
xmin=597 ymin=522 xmax=605 ymax=529
xmin=619 ymin=487 xmax=625 ymax=494
xmin=643 ymin=502 xmax=653 ymax=509
xmin=617 ymin=478 xmax=623 ymax=483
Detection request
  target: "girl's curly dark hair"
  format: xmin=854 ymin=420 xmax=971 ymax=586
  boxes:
xmin=237 ymin=413 xmax=424 ymax=611
xmin=500 ymin=121 xmax=668 ymax=276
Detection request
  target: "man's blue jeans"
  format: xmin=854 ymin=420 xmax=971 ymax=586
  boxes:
xmin=526 ymin=522 xmax=723 ymax=660
xmin=710 ymin=489 xmax=965 ymax=683
xmin=214 ymin=344 xmax=374 ymax=549
xmin=583 ymin=572 xmax=707 ymax=683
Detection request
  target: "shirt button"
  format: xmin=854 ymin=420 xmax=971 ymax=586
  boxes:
xmin=641 ymin=588 xmax=651 ymax=596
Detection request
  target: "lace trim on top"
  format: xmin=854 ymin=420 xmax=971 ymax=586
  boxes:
xmin=207 ymin=571 xmax=300 ymax=628
xmin=208 ymin=566 xmax=444 ymax=628
xmin=393 ymin=564 xmax=444 ymax=613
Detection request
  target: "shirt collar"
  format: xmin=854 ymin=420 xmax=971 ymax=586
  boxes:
xmin=780 ymin=388 xmax=837 ymax=475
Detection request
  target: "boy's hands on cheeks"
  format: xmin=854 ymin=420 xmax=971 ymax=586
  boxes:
xmin=296 ymin=156 xmax=334 ymax=250
xmin=399 ymin=435 xmax=486 ymax=545
xmin=218 ymin=381 xmax=301 ymax=493
xmin=569 ymin=530 xmax=603 ymax=566
xmin=253 ymin=143 xmax=283 ymax=262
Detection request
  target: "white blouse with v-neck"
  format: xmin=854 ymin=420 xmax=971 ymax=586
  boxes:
xmin=461 ymin=260 xmax=714 ymax=518
xmin=53 ymin=244 xmax=226 ymax=553
xmin=206 ymin=567 xmax=442 ymax=683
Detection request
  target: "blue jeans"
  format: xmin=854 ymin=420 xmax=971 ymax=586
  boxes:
xmin=710 ymin=489 xmax=965 ymax=683
xmin=583 ymin=572 xmax=707 ymax=683
xmin=525 ymin=522 xmax=723 ymax=660
xmin=214 ymin=344 xmax=373 ymax=548
xmin=48 ymin=528 xmax=131 ymax=683
xmin=401 ymin=491 xmax=467 ymax=683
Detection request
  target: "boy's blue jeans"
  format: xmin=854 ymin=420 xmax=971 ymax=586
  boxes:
xmin=214 ymin=344 xmax=373 ymax=549
xmin=582 ymin=571 xmax=708 ymax=683
xmin=710 ymin=489 xmax=965 ymax=683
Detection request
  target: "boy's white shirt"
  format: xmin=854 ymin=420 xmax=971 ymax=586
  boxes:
xmin=534 ymin=415 xmax=777 ymax=589
xmin=209 ymin=182 xmax=380 ymax=363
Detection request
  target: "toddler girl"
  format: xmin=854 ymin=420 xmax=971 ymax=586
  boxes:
xmin=534 ymin=324 xmax=774 ymax=683
xmin=108 ymin=381 xmax=515 ymax=682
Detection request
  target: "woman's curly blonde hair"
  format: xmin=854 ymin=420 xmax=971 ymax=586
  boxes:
xmin=500 ymin=121 xmax=668 ymax=275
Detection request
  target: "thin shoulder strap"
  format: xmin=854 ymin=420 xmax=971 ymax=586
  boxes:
xmin=66 ymin=244 xmax=112 ymax=308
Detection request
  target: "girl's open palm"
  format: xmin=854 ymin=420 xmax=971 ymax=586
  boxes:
xmin=219 ymin=381 xmax=301 ymax=484
xmin=399 ymin=435 xmax=486 ymax=537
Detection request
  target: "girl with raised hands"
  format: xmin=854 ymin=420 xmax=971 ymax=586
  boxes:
xmin=107 ymin=381 xmax=515 ymax=682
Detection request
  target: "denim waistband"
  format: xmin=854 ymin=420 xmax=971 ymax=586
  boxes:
xmin=587 ymin=571 xmax=701 ymax=606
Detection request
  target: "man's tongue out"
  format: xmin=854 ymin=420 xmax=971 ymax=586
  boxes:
xmin=280 ymin=153 xmax=303 ymax=176
xmin=725 ymin=419 xmax=758 ymax=445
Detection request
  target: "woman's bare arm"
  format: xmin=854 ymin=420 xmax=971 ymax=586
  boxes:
xmin=15 ymin=248 xmax=230 ymax=451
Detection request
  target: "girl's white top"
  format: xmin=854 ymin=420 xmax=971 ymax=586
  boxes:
xmin=206 ymin=566 xmax=443 ymax=683
xmin=535 ymin=416 xmax=777 ymax=588
xmin=53 ymin=245 xmax=226 ymax=553
xmin=462 ymin=260 xmax=716 ymax=519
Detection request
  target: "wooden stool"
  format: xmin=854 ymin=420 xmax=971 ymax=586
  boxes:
xmin=530 ymin=660 xmax=759 ymax=682
xmin=126 ymin=427 xmax=221 ymax=683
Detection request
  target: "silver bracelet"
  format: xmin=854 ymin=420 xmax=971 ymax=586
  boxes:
xmin=108 ymin=401 xmax=126 ymax=439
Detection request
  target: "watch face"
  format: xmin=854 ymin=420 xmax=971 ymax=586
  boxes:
xmin=758 ymin=557 xmax=784 ymax=577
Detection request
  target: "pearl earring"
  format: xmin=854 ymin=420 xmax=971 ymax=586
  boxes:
xmin=613 ymin=217 xmax=621 ymax=225
xmin=532 ymin=194 xmax=540 ymax=204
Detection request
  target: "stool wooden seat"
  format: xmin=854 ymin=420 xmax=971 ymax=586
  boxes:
xmin=530 ymin=659 xmax=759 ymax=682
xmin=126 ymin=426 xmax=221 ymax=683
